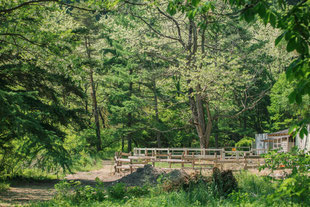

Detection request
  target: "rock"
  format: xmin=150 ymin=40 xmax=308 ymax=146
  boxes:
xmin=115 ymin=165 xmax=163 ymax=186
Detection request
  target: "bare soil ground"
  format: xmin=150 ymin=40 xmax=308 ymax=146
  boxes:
xmin=0 ymin=161 xmax=121 ymax=206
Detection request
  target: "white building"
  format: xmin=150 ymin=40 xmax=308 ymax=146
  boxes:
xmin=255 ymin=126 xmax=310 ymax=153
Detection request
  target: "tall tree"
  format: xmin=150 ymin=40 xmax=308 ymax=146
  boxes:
xmin=0 ymin=1 xmax=86 ymax=173
xmin=121 ymin=0 xmax=283 ymax=147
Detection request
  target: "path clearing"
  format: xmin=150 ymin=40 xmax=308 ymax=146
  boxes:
xmin=0 ymin=161 xmax=121 ymax=206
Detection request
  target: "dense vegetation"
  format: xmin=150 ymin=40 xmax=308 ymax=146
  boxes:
xmin=29 ymin=157 xmax=310 ymax=207
xmin=0 ymin=0 xmax=309 ymax=205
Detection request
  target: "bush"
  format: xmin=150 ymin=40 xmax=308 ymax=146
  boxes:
xmin=0 ymin=182 xmax=9 ymax=192
xmin=108 ymin=183 xmax=127 ymax=199
xmin=127 ymin=186 xmax=149 ymax=197
xmin=260 ymin=149 xmax=310 ymax=205
xmin=235 ymin=137 xmax=255 ymax=147
xmin=235 ymin=171 xmax=274 ymax=197
xmin=161 ymin=169 xmax=238 ymax=205
xmin=212 ymin=168 xmax=238 ymax=198
xmin=108 ymin=183 xmax=149 ymax=199
xmin=54 ymin=178 xmax=106 ymax=204
xmin=267 ymin=174 xmax=310 ymax=205
xmin=261 ymin=149 xmax=310 ymax=176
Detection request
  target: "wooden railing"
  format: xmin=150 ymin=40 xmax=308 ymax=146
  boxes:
xmin=114 ymin=148 xmax=267 ymax=173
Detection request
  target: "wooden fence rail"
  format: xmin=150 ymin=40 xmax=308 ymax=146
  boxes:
xmin=114 ymin=148 xmax=267 ymax=173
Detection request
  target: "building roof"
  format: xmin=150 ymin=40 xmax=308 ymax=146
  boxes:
xmin=261 ymin=129 xmax=291 ymax=142
xmin=268 ymin=129 xmax=289 ymax=137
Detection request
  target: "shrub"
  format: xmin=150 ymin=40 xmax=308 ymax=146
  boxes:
xmin=261 ymin=149 xmax=310 ymax=176
xmin=235 ymin=137 xmax=255 ymax=147
xmin=267 ymin=174 xmax=310 ymax=205
xmin=235 ymin=171 xmax=274 ymax=196
xmin=0 ymin=182 xmax=9 ymax=192
xmin=212 ymin=167 xmax=238 ymax=198
xmin=54 ymin=178 xmax=106 ymax=204
xmin=108 ymin=183 xmax=127 ymax=199
xmin=127 ymin=185 xmax=149 ymax=197
xmin=260 ymin=149 xmax=310 ymax=205
xmin=93 ymin=177 xmax=106 ymax=201
xmin=54 ymin=180 xmax=76 ymax=200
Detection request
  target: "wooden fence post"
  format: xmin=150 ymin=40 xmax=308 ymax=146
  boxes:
xmin=130 ymin=158 xmax=133 ymax=173
xmin=192 ymin=152 xmax=195 ymax=169
xmin=236 ymin=151 xmax=239 ymax=161
xmin=244 ymin=156 xmax=248 ymax=170
xmin=221 ymin=148 xmax=225 ymax=160
xmin=214 ymin=154 xmax=218 ymax=168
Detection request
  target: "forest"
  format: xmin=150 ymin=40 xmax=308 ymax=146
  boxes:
xmin=0 ymin=0 xmax=310 ymax=206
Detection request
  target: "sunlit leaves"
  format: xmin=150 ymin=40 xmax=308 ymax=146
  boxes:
xmin=166 ymin=0 xmax=214 ymax=20
xmin=217 ymin=0 xmax=310 ymax=107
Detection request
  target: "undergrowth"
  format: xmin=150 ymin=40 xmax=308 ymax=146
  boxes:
xmin=0 ymin=155 xmax=106 ymax=185
xmin=0 ymin=182 xmax=9 ymax=193
xmin=28 ymin=168 xmax=309 ymax=207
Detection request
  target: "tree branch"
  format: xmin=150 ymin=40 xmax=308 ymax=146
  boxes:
xmin=0 ymin=0 xmax=54 ymax=14
xmin=123 ymin=0 xmax=146 ymax=6
xmin=156 ymin=7 xmax=186 ymax=48
xmin=130 ymin=12 xmax=184 ymax=43
xmin=0 ymin=0 xmax=109 ymax=14
xmin=0 ymin=33 xmax=42 ymax=46
xmin=215 ymin=88 xmax=270 ymax=119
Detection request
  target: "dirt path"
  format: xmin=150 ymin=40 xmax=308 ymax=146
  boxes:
xmin=0 ymin=161 xmax=121 ymax=206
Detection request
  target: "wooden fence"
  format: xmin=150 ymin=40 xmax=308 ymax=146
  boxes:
xmin=114 ymin=148 xmax=266 ymax=173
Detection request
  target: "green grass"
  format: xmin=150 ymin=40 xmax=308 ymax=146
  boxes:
xmin=1 ymin=156 xmax=107 ymax=186
xmin=28 ymin=170 xmax=307 ymax=207
xmin=71 ymin=157 xmax=105 ymax=173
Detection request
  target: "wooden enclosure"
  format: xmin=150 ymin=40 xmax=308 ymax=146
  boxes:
xmin=114 ymin=147 xmax=266 ymax=173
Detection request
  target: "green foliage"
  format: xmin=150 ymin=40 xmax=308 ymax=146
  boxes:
xmin=108 ymin=183 xmax=127 ymax=199
xmin=0 ymin=0 xmax=87 ymax=175
xmin=0 ymin=182 xmax=10 ymax=193
xmin=54 ymin=178 xmax=106 ymax=204
xmin=261 ymin=149 xmax=310 ymax=175
xmin=126 ymin=185 xmax=150 ymax=197
xmin=1 ymin=2 xmax=310 ymax=202
xmin=29 ymin=171 xmax=310 ymax=206
xmin=212 ymin=168 xmax=238 ymax=198
xmin=52 ymin=180 xmax=150 ymax=206
xmin=258 ymin=149 xmax=310 ymax=205
xmin=108 ymin=183 xmax=149 ymax=199
xmin=267 ymin=174 xmax=310 ymax=205
xmin=235 ymin=137 xmax=255 ymax=147
xmin=235 ymin=171 xmax=274 ymax=197
xmin=226 ymin=0 xmax=310 ymax=133
xmin=268 ymin=73 xmax=310 ymax=131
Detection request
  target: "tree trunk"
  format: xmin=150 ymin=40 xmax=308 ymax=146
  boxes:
xmin=90 ymin=70 xmax=102 ymax=151
xmin=127 ymin=68 xmax=133 ymax=153
xmin=205 ymin=101 xmax=213 ymax=148
xmin=85 ymin=37 xmax=102 ymax=151
xmin=214 ymin=119 xmax=219 ymax=148
xmin=99 ymin=108 xmax=105 ymax=128
xmin=127 ymin=112 xmax=132 ymax=153
xmin=188 ymin=85 xmax=213 ymax=148
xmin=195 ymin=84 xmax=207 ymax=148
xmin=153 ymin=79 xmax=162 ymax=147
